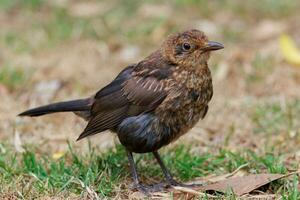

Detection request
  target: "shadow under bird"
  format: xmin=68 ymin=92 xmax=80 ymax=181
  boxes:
xmin=19 ymin=29 xmax=224 ymax=193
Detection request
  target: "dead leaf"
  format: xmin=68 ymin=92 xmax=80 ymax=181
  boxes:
xmin=172 ymin=186 xmax=217 ymax=198
xmin=52 ymin=152 xmax=65 ymax=160
xmin=241 ymin=194 xmax=277 ymax=199
xmin=168 ymin=171 xmax=300 ymax=197
xmin=280 ymin=34 xmax=300 ymax=66
xmin=195 ymin=174 xmax=284 ymax=196
xmin=189 ymin=163 xmax=249 ymax=184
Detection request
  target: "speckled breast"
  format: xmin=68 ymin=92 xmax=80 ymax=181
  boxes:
xmin=117 ymin=65 xmax=213 ymax=153
xmin=155 ymin=66 xmax=213 ymax=142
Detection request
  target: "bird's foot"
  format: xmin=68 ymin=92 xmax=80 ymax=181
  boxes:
xmin=132 ymin=182 xmax=166 ymax=195
xmin=166 ymin=179 xmax=201 ymax=188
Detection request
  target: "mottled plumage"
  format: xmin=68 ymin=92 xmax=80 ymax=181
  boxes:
xmin=19 ymin=29 xmax=223 ymax=194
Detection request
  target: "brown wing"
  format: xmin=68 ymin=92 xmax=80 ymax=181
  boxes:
xmin=77 ymin=65 xmax=169 ymax=140
xmin=122 ymin=76 xmax=166 ymax=108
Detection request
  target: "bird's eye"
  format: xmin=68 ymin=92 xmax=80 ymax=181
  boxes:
xmin=182 ymin=43 xmax=191 ymax=51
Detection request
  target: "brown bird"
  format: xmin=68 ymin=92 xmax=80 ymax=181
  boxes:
xmin=19 ymin=29 xmax=223 ymax=193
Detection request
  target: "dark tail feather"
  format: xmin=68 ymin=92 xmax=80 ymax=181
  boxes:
xmin=18 ymin=98 xmax=92 ymax=117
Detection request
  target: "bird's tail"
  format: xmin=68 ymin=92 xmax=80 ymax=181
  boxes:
xmin=18 ymin=98 xmax=92 ymax=117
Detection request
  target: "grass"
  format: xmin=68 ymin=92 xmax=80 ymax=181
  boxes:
xmin=1 ymin=0 xmax=298 ymax=54
xmin=281 ymin=175 xmax=300 ymax=200
xmin=0 ymin=0 xmax=44 ymax=11
xmin=173 ymin=0 xmax=298 ymax=18
xmin=252 ymin=100 xmax=300 ymax=135
xmin=0 ymin=65 xmax=32 ymax=91
xmin=246 ymin=54 xmax=274 ymax=87
xmin=0 ymin=141 xmax=298 ymax=198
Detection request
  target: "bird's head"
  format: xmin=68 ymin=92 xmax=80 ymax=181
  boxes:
xmin=161 ymin=29 xmax=224 ymax=67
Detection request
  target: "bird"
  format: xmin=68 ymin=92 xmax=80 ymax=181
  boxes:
xmin=19 ymin=29 xmax=224 ymax=194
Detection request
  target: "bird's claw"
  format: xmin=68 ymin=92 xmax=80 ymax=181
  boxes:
xmin=132 ymin=182 xmax=166 ymax=195
xmin=166 ymin=178 xmax=201 ymax=188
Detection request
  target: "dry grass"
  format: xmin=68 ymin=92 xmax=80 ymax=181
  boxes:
xmin=1 ymin=0 xmax=300 ymax=199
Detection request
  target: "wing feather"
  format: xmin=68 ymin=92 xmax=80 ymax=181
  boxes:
xmin=77 ymin=106 xmax=127 ymax=140
xmin=122 ymin=76 xmax=166 ymax=108
xmin=77 ymin=60 xmax=172 ymax=140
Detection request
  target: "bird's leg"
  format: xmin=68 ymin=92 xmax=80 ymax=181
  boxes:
xmin=153 ymin=151 xmax=201 ymax=188
xmin=152 ymin=151 xmax=179 ymax=186
xmin=127 ymin=150 xmax=140 ymax=185
xmin=127 ymin=150 xmax=164 ymax=195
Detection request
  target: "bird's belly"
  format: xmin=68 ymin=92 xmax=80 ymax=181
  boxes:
xmin=116 ymin=114 xmax=175 ymax=153
xmin=116 ymin=102 xmax=205 ymax=153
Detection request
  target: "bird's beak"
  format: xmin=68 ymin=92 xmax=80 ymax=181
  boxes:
xmin=202 ymin=41 xmax=224 ymax=51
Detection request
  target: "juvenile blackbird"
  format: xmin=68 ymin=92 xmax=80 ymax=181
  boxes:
xmin=19 ymin=29 xmax=223 ymax=193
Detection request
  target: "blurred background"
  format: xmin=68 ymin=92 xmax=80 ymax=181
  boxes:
xmin=1 ymin=0 xmax=300 ymax=198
